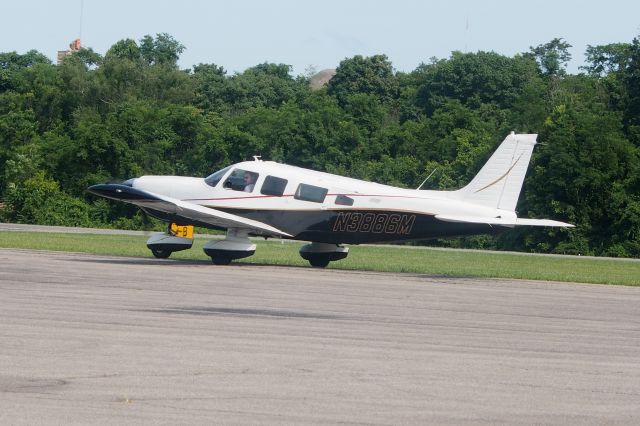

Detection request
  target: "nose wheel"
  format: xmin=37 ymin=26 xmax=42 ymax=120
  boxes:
xmin=150 ymin=248 xmax=172 ymax=259
xmin=146 ymin=225 xmax=194 ymax=259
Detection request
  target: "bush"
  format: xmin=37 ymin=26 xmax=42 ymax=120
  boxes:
xmin=4 ymin=172 xmax=91 ymax=226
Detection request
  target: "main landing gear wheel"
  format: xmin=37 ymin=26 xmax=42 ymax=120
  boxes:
xmin=299 ymin=243 xmax=349 ymax=268
xmin=151 ymin=248 xmax=172 ymax=259
xmin=210 ymin=256 xmax=232 ymax=265
xmin=308 ymin=256 xmax=331 ymax=268
xmin=203 ymin=228 xmax=256 ymax=266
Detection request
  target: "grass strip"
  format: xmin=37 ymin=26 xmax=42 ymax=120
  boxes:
xmin=1 ymin=231 xmax=638 ymax=286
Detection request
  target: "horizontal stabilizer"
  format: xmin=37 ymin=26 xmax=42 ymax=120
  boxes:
xmin=513 ymin=218 xmax=574 ymax=227
xmin=435 ymin=214 xmax=574 ymax=228
xmin=87 ymin=184 xmax=292 ymax=237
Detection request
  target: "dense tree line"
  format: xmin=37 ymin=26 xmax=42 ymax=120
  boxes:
xmin=1 ymin=34 xmax=639 ymax=256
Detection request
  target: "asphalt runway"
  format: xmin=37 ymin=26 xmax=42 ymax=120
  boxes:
xmin=1 ymin=248 xmax=639 ymax=425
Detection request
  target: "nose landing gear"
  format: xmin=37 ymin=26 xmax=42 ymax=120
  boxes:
xmin=146 ymin=224 xmax=194 ymax=259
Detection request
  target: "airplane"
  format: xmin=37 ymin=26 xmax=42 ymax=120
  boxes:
xmin=88 ymin=132 xmax=573 ymax=267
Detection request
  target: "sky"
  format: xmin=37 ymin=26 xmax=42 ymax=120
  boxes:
xmin=2 ymin=0 xmax=639 ymax=75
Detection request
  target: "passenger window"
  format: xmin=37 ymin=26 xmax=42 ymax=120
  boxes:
xmin=335 ymin=194 xmax=354 ymax=206
xmin=294 ymin=183 xmax=328 ymax=203
xmin=223 ymin=169 xmax=259 ymax=192
xmin=204 ymin=166 xmax=231 ymax=187
xmin=261 ymin=176 xmax=288 ymax=196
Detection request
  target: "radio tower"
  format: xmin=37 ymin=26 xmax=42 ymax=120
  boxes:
xmin=464 ymin=17 xmax=469 ymax=53
xmin=79 ymin=0 xmax=83 ymax=40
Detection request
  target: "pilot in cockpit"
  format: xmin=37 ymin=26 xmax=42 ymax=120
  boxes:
xmin=243 ymin=172 xmax=257 ymax=192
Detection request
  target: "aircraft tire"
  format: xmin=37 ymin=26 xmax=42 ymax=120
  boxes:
xmin=151 ymin=248 xmax=172 ymax=259
xmin=210 ymin=256 xmax=232 ymax=265
xmin=308 ymin=257 xmax=330 ymax=268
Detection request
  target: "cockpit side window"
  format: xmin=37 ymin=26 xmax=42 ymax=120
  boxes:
xmin=204 ymin=166 xmax=231 ymax=187
xmin=223 ymin=169 xmax=259 ymax=192
xmin=261 ymin=176 xmax=288 ymax=196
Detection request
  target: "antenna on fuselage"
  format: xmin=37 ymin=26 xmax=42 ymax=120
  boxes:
xmin=417 ymin=167 xmax=438 ymax=190
xmin=252 ymin=155 xmax=262 ymax=162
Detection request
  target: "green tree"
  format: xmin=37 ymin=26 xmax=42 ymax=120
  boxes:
xmin=192 ymin=63 xmax=227 ymax=111
xmin=413 ymin=51 xmax=539 ymax=115
xmin=520 ymin=91 xmax=640 ymax=256
xmin=580 ymin=42 xmax=631 ymax=114
xmin=327 ymin=54 xmax=398 ymax=106
xmin=0 ymin=92 xmax=39 ymax=194
xmin=105 ymin=39 xmax=141 ymax=62
xmin=623 ymin=37 xmax=640 ymax=144
xmin=528 ymin=38 xmax=572 ymax=77
xmin=221 ymin=63 xmax=306 ymax=112
xmin=139 ymin=33 xmax=185 ymax=66
xmin=583 ymin=43 xmax=631 ymax=76
xmin=0 ymin=50 xmax=51 ymax=92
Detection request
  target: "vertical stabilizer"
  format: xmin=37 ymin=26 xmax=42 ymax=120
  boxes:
xmin=454 ymin=133 xmax=537 ymax=211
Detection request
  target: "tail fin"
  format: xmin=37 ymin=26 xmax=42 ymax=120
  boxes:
xmin=453 ymin=132 xmax=537 ymax=211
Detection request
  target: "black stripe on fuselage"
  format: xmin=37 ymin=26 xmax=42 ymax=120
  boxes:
xmin=139 ymin=204 xmax=505 ymax=244
xmin=214 ymin=208 xmax=504 ymax=244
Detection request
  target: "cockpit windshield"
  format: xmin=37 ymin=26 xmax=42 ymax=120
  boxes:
xmin=204 ymin=166 xmax=231 ymax=187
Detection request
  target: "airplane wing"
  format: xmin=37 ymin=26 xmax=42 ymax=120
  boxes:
xmin=87 ymin=184 xmax=292 ymax=237
xmin=434 ymin=214 xmax=574 ymax=228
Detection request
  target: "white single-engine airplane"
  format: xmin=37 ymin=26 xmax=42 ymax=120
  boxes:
xmin=88 ymin=132 xmax=573 ymax=267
